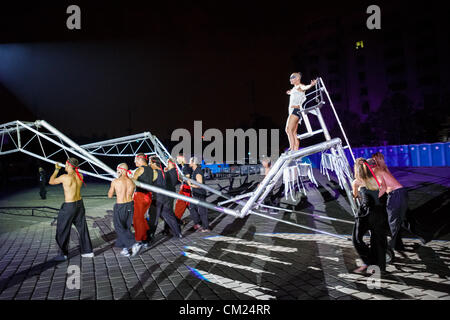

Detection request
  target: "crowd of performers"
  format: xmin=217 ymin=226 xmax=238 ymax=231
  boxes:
xmin=48 ymin=154 xmax=210 ymax=261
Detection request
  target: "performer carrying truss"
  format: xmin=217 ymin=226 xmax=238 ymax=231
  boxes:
xmin=131 ymin=153 xmax=153 ymax=247
xmin=148 ymin=157 xmax=182 ymax=239
xmin=49 ymin=157 xmax=94 ymax=261
xmin=174 ymin=154 xmax=193 ymax=221
xmin=108 ymin=163 xmax=142 ymax=257
xmin=285 ymin=72 xmax=317 ymax=152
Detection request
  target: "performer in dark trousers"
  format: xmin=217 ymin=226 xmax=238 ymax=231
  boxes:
xmin=372 ymin=152 xmax=408 ymax=253
xmin=38 ymin=167 xmax=47 ymax=199
xmin=108 ymin=163 xmax=141 ymax=257
xmin=351 ymin=158 xmax=388 ymax=274
xmin=49 ymin=158 xmax=94 ymax=261
xmin=148 ymin=157 xmax=182 ymax=239
xmin=188 ymin=156 xmax=210 ymax=232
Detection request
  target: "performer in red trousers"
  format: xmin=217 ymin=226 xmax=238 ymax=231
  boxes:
xmin=174 ymin=154 xmax=193 ymax=222
xmin=131 ymin=153 xmax=154 ymax=249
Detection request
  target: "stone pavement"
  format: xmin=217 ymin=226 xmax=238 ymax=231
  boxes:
xmin=0 ymin=167 xmax=449 ymax=300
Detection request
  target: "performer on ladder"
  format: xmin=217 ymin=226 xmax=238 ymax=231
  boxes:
xmin=285 ymin=72 xmax=317 ymax=152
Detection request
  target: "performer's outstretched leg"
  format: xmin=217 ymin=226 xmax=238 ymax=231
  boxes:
xmin=285 ymin=114 xmax=299 ymax=151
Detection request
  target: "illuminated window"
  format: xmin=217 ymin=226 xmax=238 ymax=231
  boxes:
xmin=356 ymin=41 xmax=364 ymax=49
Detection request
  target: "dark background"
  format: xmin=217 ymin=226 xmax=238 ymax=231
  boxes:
xmin=1 ymin=0 xmax=449 ymax=158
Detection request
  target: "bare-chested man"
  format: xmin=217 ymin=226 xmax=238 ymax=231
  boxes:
xmin=49 ymin=157 xmax=94 ymax=261
xmin=108 ymin=163 xmax=141 ymax=257
xmin=372 ymin=152 xmax=408 ymax=252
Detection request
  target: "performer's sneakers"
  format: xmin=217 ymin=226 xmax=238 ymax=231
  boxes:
xmin=193 ymin=224 xmax=201 ymax=230
xmin=120 ymin=248 xmax=131 ymax=257
xmin=200 ymin=228 xmax=211 ymax=233
xmin=54 ymin=255 xmax=67 ymax=262
xmin=81 ymin=252 xmax=94 ymax=258
xmin=131 ymin=243 xmax=142 ymax=257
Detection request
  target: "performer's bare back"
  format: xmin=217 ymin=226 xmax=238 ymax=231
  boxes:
xmin=50 ymin=172 xmax=83 ymax=203
xmin=108 ymin=175 xmax=135 ymax=203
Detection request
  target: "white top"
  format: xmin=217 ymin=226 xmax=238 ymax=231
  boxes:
xmin=288 ymin=85 xmax=306 ymax=114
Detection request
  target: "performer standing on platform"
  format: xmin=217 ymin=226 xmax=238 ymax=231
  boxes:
xmin=131 ymin=153 xmax=153 ymax=248
xmin=49 ymin=157 xmax=94 ymax=261
xmin=372 ymin=152 xmax=408 ymax=253
xmin=108 ymin=163 xmax=141 ymax=257
xmin=188 ymin=156 xmax=210 ymax=232
xmin=351 ymin=158 xmax=388 ymax=274
xmin=174 ymin=154 xmax=192 ymax=222
xmin=148 ymin=157 xmax=182 ymax=239
xmin=285 ymin=72 xmax=317 ymax=152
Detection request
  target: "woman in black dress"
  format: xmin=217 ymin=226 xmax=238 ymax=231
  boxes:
xmin=351 ymin=158 xmax=388 ymax=274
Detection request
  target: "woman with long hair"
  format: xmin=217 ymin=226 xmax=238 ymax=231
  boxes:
xmin=285 ymin=72 xmax=317 ymax=152
xmin=351 ymin=158 xmax=388 ymax=274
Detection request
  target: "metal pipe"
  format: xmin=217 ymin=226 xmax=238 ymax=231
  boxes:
xmin=240 ymin=138 xmax=342 ymax=216
xmin=17 ymin=121 xmax=110 ymax=176
xmin=319 ymin=78 xmax=356 ymax=162
xmin=81 ymin=132 xmax=152 ymax=148
xmin=36 ymin=120 xmax=116 ymax=176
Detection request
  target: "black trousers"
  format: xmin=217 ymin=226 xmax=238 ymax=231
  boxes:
xmin=189 ymin=195 xmax=209 ymax=229
xmin=386 ymin=188 xmax=409 ymax=250
xmin=39 ymin=181 xmax=47 ymax=199
xmin=148 ymin=200 xmax=181 ymax=238
xmin=56 ymin=199 xmax=93 ymax=256
xmin=113 ymin=201 xmax=136 ymax=249
xmin=352 ymin=208 xmax=387 ymax=271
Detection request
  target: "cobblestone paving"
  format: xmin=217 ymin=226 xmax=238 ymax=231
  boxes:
xmin=0 ymin=167 xmax=449 ymax=300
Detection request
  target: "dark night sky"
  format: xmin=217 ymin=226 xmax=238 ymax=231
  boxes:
xmin=0 ymin=1 xmax=409 ymax=141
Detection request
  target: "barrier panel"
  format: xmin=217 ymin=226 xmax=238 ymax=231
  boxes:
xmin=409 ymin=144 xmax=420 ymax=167
xmin=418 ymin=144 xmax=432 ymax=167
xmin=397 ymin=145 xmax=410 ymax=167
xmin=431 ymin=143 xmax=446 ymax=167
xmin=367 ymin=147 xmax=377 ymax=158
xmin=357 ymin=147 xmax=369 ymax=159
xmin=445 ymin=142 xmax=450 ymax=166
xmin=386 ymin=145 xmax=399 ymax=167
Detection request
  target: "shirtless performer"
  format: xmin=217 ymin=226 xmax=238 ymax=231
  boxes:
xmin=372 ymin=152 xmax=408 ymax=252
xmin=49 ymin=158 xmax=94 ymax=261
xmin=108 ymin=163 xmax=141 ymax=257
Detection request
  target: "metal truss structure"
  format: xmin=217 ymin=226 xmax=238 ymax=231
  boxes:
xmin=0 ymin=120 xmax=240 ymax=218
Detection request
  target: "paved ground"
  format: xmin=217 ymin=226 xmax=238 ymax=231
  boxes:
xmin=0 ymin=167 xmax=449 ymax=300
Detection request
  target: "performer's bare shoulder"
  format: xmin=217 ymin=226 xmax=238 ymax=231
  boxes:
xmin=49 ymin=163 xmax=82 ymax=202
xmin=108 ymin=164 xmax=135 ymax=203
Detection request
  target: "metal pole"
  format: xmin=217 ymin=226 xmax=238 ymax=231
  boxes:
xmin=36 ymin=120 xmax=116 ymax=176
xmin=240 ymin=138 xmax=342 ymax=217
xmin=319 ymin=78 xmax=356 ymax=162
xmin=81 ymin=132 xmax=152 ymax=149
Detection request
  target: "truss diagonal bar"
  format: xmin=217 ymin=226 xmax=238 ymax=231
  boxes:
xmin=240 ymin=138 xmax=343 ymax=217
